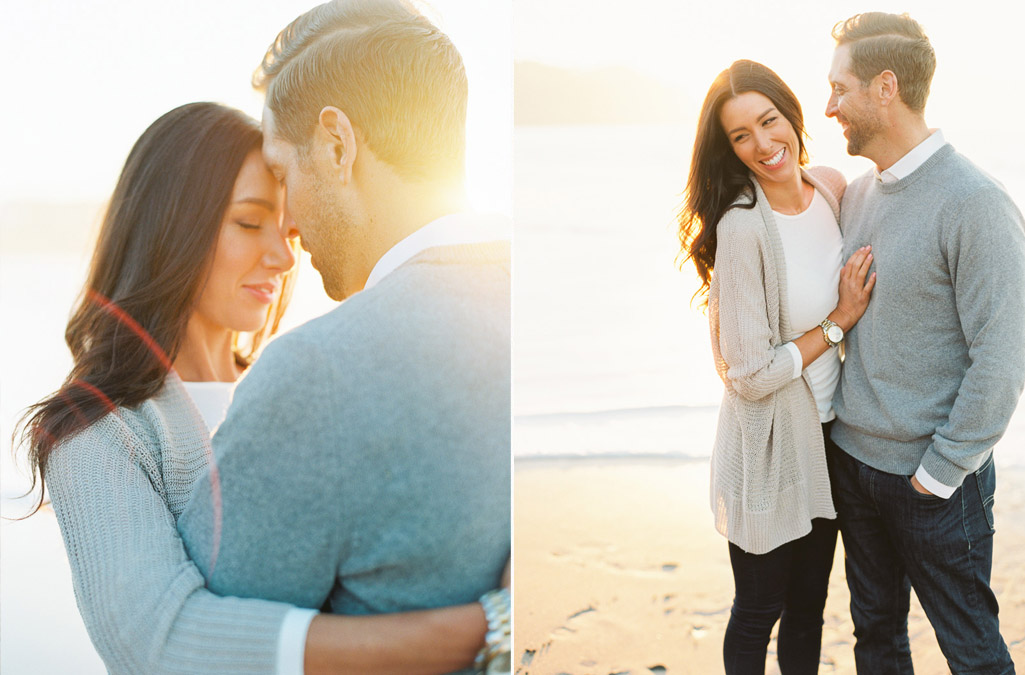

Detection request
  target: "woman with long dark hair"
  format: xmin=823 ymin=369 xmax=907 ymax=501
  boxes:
xmin=17 ymin=102 xmax=498 ymax=674
xmin=678 ymin=61 xmax=874 ymax=674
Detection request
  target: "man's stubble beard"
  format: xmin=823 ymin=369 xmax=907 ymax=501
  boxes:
xmin=306 ymin=173 xmax=360 ymax=302
xmin=846 ymin=107 xmax=885 ymax=158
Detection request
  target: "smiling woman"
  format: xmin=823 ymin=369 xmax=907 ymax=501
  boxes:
xmin=176 ymin=149 xmax=297 ymax=383
xmin=677 ymin=59 xmax=875 ymax=674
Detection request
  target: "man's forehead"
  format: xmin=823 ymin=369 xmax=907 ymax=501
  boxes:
xmin=261 ymin=105 xmax=279 ymax=138
xmin=829 ymin=45 xmax=853 ymax=81
xmin=260 ymin=109 xmax=287 ymax=165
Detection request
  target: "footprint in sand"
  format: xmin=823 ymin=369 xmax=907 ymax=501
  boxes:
xmin=520 ymin=639 xmax=554 ymax=666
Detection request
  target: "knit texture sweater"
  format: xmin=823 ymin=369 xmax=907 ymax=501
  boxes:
xmin=46 ymin=375 xmax=292 ymax=674
xmin=708 ymin=166 xmax=845 ymax=555
xmin=178 ymin=242 xmax=511 ymax=674
xmin=832 ymin=144 xmax=1025 ymax=487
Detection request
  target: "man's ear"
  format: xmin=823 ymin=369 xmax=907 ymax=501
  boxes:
xmin=316 ymin=106 xmax=358 ymax=184
xmin=875 ymin=70 xmax=899 ymax=107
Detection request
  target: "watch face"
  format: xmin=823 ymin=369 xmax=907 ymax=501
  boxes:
xmin=827 ymin=325 xmax=844 ymax=343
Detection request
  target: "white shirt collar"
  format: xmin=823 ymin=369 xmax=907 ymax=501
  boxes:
xmin=876 ymin=129 xmax=945 ymax=183
xmin=363 ymin=212 xmax=511 ymax=291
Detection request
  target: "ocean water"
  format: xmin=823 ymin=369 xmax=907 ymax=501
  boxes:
xmin=512 ymin=123 xmax=1025 ymax=461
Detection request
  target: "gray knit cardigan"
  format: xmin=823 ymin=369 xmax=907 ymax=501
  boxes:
xmin=707 ymin=166 xmax=846 ymax=555
xmin=46 ymin=374 xmax=291 ymax=674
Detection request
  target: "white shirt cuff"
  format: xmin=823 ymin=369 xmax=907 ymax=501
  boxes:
xmin=276 ymin=608 xmax=318 ymax=675
xmin=914 ymin=465 xmax=957 ymax=499
xmin=782 ymin=342 xmax=803 ymax=380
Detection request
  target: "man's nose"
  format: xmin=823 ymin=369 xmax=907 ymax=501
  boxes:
xmin=825 ymin=93 xmax=838 ymax=118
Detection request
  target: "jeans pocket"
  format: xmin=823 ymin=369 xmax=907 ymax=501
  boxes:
xmin=974 ymin=456 xmax=996 ymax=531
xmin=901 ymin=474 xmax=944 ymax=501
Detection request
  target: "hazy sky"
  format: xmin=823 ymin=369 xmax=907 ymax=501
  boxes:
xmin=3 ymin=0 xmax=512 ymax=212
xmin=514 ymin=0 xmax=1025 ymax=180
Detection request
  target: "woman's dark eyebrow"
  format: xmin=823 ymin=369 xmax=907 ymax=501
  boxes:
xmin=233 ymin=197 xmax=276 ymax=210
xmin=727 ymin=107 xmax=775 ymax=136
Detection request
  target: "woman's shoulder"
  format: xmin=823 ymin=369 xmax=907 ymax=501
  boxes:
xmin=805 ymin=165 xmax=847 ymax=202
xmin=716 ymin=198 xmax=768 ymax=246
xmin=48 ymin=379 xmax=202 ymax=483
xmin=47 ymin=403 xmax=163 ymax=495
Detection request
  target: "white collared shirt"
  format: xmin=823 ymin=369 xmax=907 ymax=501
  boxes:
xmin=363 ymin=212 xmax=512 ymax=291
xmin=875 ymin=129 xmax=945 ymax=183
xmin=870 ymin=129 xmax=958 ymax=498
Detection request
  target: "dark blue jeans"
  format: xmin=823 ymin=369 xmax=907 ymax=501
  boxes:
xmin=826 ymin=438 xmax=1014 ymax=675
xmin=724 ymin=421 xmax=839 ymax=675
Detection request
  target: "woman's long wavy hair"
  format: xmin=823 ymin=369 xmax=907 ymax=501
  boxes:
xmin=677 ymin=60 xmax=809 ymax=305
xmin=14 ymin=102 xmax=297 ymax=515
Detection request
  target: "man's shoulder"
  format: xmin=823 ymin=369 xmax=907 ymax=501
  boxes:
xmin=932 ymin=148 xmax=1008 ymax=197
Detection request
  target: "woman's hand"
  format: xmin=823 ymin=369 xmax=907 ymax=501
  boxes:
xmin=832 ymin=246 xmax=876 ymax=331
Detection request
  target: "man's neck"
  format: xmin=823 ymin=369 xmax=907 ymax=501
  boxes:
xmin=868 ymin=114 xmax=931 ymax=173
xmin=362 ymin=181 xmax=468 ymax=278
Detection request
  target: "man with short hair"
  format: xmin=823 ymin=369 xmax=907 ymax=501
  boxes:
xmin=178 ymin=1 xmax=510 ymax=672
xmin=825 ymin=11 xmax=1025 ymax=674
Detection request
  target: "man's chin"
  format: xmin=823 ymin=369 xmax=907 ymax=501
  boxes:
xmin=319 ymin=272 xmax=353 ymax=302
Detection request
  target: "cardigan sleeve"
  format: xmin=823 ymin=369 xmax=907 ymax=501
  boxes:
xmin=712 ymin=212 xmax=798 ymax=401
xmin=46 ymin=414 xmax=293 ymax=674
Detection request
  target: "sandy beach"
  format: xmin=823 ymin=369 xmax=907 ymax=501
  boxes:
xmin=513 ymin=440 xmax=1025 ymax=673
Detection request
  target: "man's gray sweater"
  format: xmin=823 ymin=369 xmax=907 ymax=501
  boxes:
xmin=179 ymin=241 xmax=510 ymax=630
xmin=833 ymin=143 xmax=1025 ymax=489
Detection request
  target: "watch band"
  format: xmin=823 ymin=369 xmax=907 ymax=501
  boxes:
xmin=819 ymin=319 xmax=843 ymax=348
xmin=475 ymin=588 xmax=510 ymax=674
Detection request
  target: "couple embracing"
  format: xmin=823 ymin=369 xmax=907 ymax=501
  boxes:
xmin=680 ymin=11 xmax=1025 ymax=675
xmin=19 ymin=0 xmax=510 ymax=673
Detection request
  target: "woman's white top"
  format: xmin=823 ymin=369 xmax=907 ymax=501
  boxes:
xmin=182 ymin=379 xmax=316 ymax=675
xmin=774 ymin=190 xmax=844 ymax=422
xmin=182 ymin=381 xmax=235 ymax=433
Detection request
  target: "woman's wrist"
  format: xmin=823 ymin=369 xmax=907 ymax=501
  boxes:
xmin=828 ymin=309 xmax=856 ymax=333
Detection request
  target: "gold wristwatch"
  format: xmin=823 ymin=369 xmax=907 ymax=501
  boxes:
xmin=819 ymin=319 xmax=844 ymax=348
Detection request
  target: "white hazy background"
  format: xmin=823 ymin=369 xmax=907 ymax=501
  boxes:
xmin=0 ymin=1 xmax=510 ymax=672
xmin=512 ymin=0 xmax=1025 ymax=459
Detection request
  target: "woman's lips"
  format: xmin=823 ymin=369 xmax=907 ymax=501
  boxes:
xmin=760 ymin=147 xmax=786 ymax=169
xmin=243 ymin=283 xmax=277 ymax=304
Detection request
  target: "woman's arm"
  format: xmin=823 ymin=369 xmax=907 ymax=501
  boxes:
xmin=46 ymin=415 xmax=295 ymax=674
xmin=302 ymin=559 xmax=509 ymax=674
xmin=789 ymin=245 xmax=875 ymax=368
xmin=304 ymin=604 xmax=486 ymax=675
xmin=713 ymin=217 xmax=801 ymax=400
xmin=714 ymin=218 xmax=874 ymax=400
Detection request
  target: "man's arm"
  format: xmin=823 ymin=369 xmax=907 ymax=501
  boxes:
xmin=178 ymin=331 xmax=340 ymax=609
xmin=917 ymin=186 xmax=1025 ymax=493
